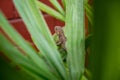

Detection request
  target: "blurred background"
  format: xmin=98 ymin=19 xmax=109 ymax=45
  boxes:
xmin=0 ymin=0 xmax=65 ymax=42
xmin=1 ymin=0 xmax=120 ymax=80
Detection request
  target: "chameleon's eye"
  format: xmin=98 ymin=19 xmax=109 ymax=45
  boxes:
xmin=55 ymin=29 xmax=57 ymax=32
xmin=54 ymin=26 xmax=61 ymax=31
xmin=56 ymin=28 xmax=58 ymax=30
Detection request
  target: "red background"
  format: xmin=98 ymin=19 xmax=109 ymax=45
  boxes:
xmin=0 ymin=0 xmax=88 ymax=43
xmin=0 ymin=0 xmax=66 ymax=42
xmin=0 ymin=0 xmax=90 ymax=68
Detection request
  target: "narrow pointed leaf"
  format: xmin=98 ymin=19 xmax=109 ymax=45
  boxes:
xmin=0 ymin=57 xmax=35 ymax=80
xmin=49 ymin=0 xmax=65 ymax=15
xmin=65 ymin=0 xmax=85 ymax=80
xmin=37 ymin=1 xmax=65 ymax=21
xmin=62 ymin=0 xmax=66 ymax=9
xmin=84 ymin=3 xmax=93 ymax=25
xmin=0 ymin=12 xmax=57 ymax=80
xmin=0 ymin=34 xmax=52 ymax=80
xmin=13 ymin=0 xmax=68 ymax=79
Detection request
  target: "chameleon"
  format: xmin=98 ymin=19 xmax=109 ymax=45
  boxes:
xmin=54 ymin=26 xmax=67 ymax=51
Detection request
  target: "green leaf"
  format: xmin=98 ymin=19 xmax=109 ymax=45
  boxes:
xmin=62 ymin=0 xmax=66 ymax=9
xmin=65 ymin=0 xmax=85 ymax=80
xmin=90 ymin=1 xmax=120 ymax=80
xmin=0 ymin=12 xmax=57 ymax=80
xmin=37 ymin=1 xmax=65 ymax=21
xmin=81 ymin=75 xmax=88 ymax=80
xmin=85 ymin=34 xmax=92 ymax=49
xmin=0 ymin=34 xmax=48 ymax=80
xmin=0 ymin=57 xmax=35 ymax=80
xmin=49 ymin=0 xmax=65 ymax=15
xmin=13 ymin=0 xmax=68 ymax=79
xmin=84 ymin=0 xmax=88 ymax=4
xmin=84 ymin=3 xmax=93 ymax=25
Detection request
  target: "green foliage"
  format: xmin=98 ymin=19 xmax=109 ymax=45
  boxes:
xmin=36 ymin=1 xmax=65 ymax=21
xmin=49 ymin=0 xmax=65 ymax=15
xmin=65 ymin=0 xmax=85 ymax=80
xmin=0 ymin=57 xmax=37 ymax=80
xmin=89 ymin=0 xmax=120 ymax=80
xmin=84 ymin=2 xmax=93 ymax=26
xmin=0 ymin=0 xmax=92 ymax=80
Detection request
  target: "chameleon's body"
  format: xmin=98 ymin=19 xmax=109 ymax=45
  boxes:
xmin=54 ymin=26 xmax=67 ymax=51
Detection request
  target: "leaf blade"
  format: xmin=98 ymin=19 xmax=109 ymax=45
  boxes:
xmin=0 ymin=12 xmax=57 ymax=80
xmin=37 ymin=1 xmax=65 ymax=21
xmin=65 ymin=0 xmax=85 ymax=80
xmin=13 ymin=0 xmax=68 ymax=79
xmin=49 ymin=0 xmax=65 ymax=15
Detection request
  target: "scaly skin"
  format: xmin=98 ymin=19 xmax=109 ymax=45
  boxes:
xmin=54 ymin=26 xmax=67 ymax=51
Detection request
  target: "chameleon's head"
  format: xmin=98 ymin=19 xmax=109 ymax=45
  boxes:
xmin=54 ymin=26 xmax=62 ymax=35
